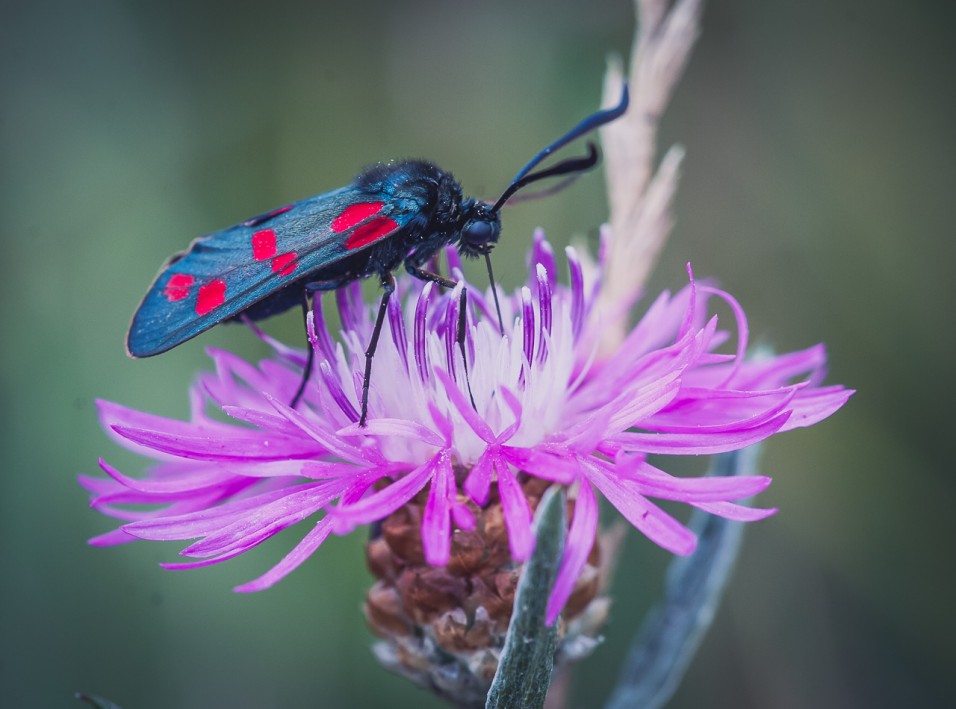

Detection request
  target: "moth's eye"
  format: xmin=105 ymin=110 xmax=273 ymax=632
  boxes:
xmin=463 ymin=219 xmax=497 ymax=246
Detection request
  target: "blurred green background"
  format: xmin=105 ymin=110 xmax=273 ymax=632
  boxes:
xmin=2 ymin=0 xmax=953 ymax=707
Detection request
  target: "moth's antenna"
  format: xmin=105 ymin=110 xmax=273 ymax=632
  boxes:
xmin=484 ymin=83 xmax=629 ymax=335
xmin=491 ymin=143 xmax=599 ymax=213
xmin=508 ymin=83 xmax=628 ymax=195
xmin=488 ymin=83 xmax=628 ymax=213
xmin=501 ymin=172 xmax=583 ymax=206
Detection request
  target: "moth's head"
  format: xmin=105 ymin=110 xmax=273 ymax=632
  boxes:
xmin=458 ymin=199 xmax=501 ymax=258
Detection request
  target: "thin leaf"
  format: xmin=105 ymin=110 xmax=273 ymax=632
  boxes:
xmin=604 ymin=444 xmax=762 ymax=709
xmin=486 ymin=487 xmax=566 ymax=709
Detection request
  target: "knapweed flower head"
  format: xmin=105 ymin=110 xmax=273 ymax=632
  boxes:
xmin=82 ymin=228 xmax=850 ymax=627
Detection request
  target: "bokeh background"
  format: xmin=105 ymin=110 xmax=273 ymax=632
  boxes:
xmin=2 ymin=1 xmax=953 ymax=707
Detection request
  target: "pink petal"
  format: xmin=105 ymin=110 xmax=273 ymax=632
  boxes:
xmin=600 ymin=371 xmax=683 ymax=433
xmin=422 ymin=452 xmax=454 ymax=566
xmin=161 ymin=547 xmax=248 ymax=570
xmin=734 ymin=344 xmax=828 ymax=389
xmin=622 ymin=459 xmax=773 ymax=503
xmin=613 ymin=412 xmax=791 ymax=455
xmin=110 ymin=424 xmax=324 ymax=462
xmin=334 ymin=456 xmax=437 ymax=526
xmin=234 ymin=517 xmax=335 ymax=592
xmin=427 ymin=402 xmax=454 ymax=443
xmin=87 ymin=528 xmax=139 ymax=547
xmin=644 ymin=385 xmax=800 ymax=432
xmin=434 ymin=368 xmax=494 ymax=442
xmin=124 ymin=481 xmax=336 ymax=542
xmin=97 ymin=458 xmax=236 ymax=494
xmin=778 ymin=386 xmax=854 ymax=431
xmin=585 ymin=459 xmax=696 ymax=555
xmin=699 ymin=284 xmax=749 ymax=386
xmin=497 ymin=460 xmax=534 ymax=561
xmin=463 ymin=449 xmax=496 ymax=505
xmin=452 ymin=502 xmax=476 ymax=531
xmin=546 ymin=481 xmax=598 ymax=625
xmin=184 ymin=480 xmax=348 ymax=558
xmin=240 ymin=317 xmax=308 ymax=367
xmin=222 ymin=406 xmax=309 ymax=437
xmin=265 ymin=395 xmax=371 ymax=464
xmin=517 ymin=447 xmax=579 ymax=485
xmin=338 ymin=418 xmax=443 ymax=447
xmin=692 ymin=500 xmax=778 ymax=521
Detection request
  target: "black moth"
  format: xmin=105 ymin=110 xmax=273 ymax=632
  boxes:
xmin=127 ymin=86 xmax=629 ymax=425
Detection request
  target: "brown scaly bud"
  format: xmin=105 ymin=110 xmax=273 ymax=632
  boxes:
xmin=364 ymin=477 xmax=617 ymax=706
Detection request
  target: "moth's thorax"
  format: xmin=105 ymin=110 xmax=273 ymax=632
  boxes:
xmin=356 ymin=160 xmax=465 ymax=236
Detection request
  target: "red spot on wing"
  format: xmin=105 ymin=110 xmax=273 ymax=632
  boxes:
xmin=332 ymin=202 xmax=384 ymax=233
xmin=255 ymin=230 xmax=296 ymax=274
xmin=252 ymin=229 xmax=277 ymax=261
xmin=164 ymin=273 xmax=194 ymax=302
xmin=196 ymin=279 xmax=227 ymax=315
xmin=345 ymin=217 xmax=399 ymax=250
xmin=271 ymin=252 xmax=298 ymax=276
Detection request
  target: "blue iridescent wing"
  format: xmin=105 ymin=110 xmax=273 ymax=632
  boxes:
xmin=127 ymin=184 xmax=423 ymax=357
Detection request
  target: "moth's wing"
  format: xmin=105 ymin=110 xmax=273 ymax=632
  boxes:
xmin=127 ymin=186 xmax=422 ymax=357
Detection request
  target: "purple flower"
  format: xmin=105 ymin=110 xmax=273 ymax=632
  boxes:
xmin=81 ymin=230 xmax=851 ymax=624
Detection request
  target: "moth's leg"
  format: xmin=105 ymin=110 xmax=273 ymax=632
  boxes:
xmin=405 ymin=264 xmax=458 ymax=289
xmin=456 ymin=288 xmax=477 ymax=412
xmin=289 ymin=291 xmax=316 ymax=408
xmin=289 ymin=277 xmax=359 ymax=408
xmin=359 ymin=272 xmax=396 ymax=426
